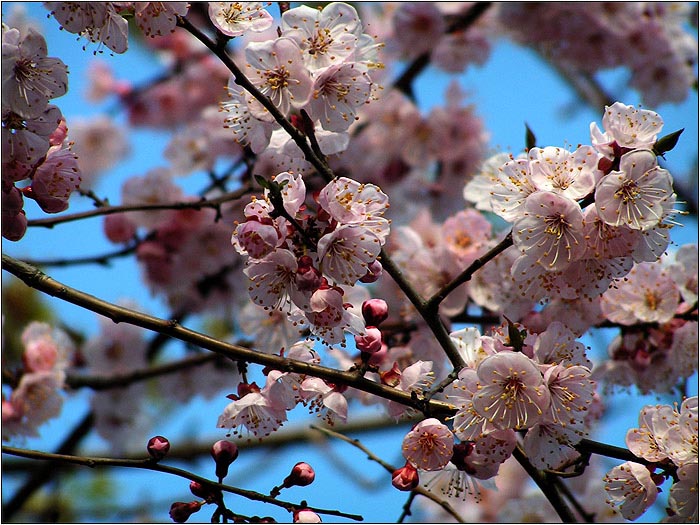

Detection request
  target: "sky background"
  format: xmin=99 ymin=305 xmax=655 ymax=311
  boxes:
xmin=2 ymin=2 xmax=698 ymax=523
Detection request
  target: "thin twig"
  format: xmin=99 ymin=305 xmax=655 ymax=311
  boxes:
xmin=310 ymin=425 xmax=466 ymax=523
xmin=1 ymin=446 xmax=363 ymax=522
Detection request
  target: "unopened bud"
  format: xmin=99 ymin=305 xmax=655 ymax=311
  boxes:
xmin=169 ymin=501 xmax=202 ymax=523
xmin=450 ymin=442 xmax=477 ymax=474
xmin=293 ymin=509 xmax=322 ymax=523
xmin=391 ymin=462 xmax=419 ymax=491
xmin=211 ymin=440 xmax=239 ymax=480
xmin=147 ymin=435 xmax=170 ymax=461
xmin=283 ymin=462 xmax=316 ymax=488
xmin=359 ymin=260 xmax=383 ymax=283
xmin=189 ymin=481 xmax=221 ymax=503
xmin=361 ymin=299 xmax=388 ymax=326
xmin=355 ymin=327 xmax=382 ymax=354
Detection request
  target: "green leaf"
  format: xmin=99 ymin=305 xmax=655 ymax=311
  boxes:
xmin=525 ymin=122 xmax=537 ymax=151
xmin=254 ymin=174 xmax=269 ymax=190
xmin=653 ymin=128 xmax=684 ymax=157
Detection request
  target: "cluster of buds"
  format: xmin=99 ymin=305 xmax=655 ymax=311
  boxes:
xmin=355 ymin=299 xmax=389 ymax=358
xmin=233 ymin=173 xmax=390 ymax=345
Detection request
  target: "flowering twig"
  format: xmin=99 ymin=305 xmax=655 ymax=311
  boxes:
xmin=1 ymin=254 xmax=454 ymax=416
xmin=425 ymin=231 xmax=513 ymax=313
xmin=1 ymin=446 xmax=364 ymax=521
xmin=26 ymin=186 xmax=252 ymax=229
xmin=310 ymin=425 xmax=467 ymax=523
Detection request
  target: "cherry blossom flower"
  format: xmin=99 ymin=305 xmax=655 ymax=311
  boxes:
xmin=133 ymin=2 xmax=189 ymax=39
xmin=317 ymin=224 xmax=382 ymax=285
xmin=626 ymin=403 xmax=678 ymax=463
xmin=121 ymin=167 xmax=183 ymax=229
xmin=2 ymin=27 xmax=68 ymax=118
xmin=390 ymin=3 xmax=445 ymax=59
xmin=487 ymin=156 xmax=537 ymax=222
xmin=2 ymin=186 xmax=28 ymax=241
xmin=217 ymin=387 xmax=288 ymax=438
xmin=69 ymin=115 xmax=130 ymax=188
xmin=317 ymin=177 xmax=390 ymax=242
xmin=528 ymin=145 xmax=602 ymax=200
xmin=2 ymin=104 xmax=62 ymax=166
xmin=604 ymin=461 xmax=658 ymax=520
xmin=590 ymin=102 xmax=664 ymax=156
xmin=2 ymin=371 xmax=64 ymax=440
xmin=219 ymin=80 xmax=274 ymax=153
xmin=668 ymin=462 xmax=699 ymax=522
xmin=595 ymin=149 xmax=675 ymax=231
xmin=299 ymin=377 xmax=348 ymax=423
xmin=244 ymin=37 xmax=313 ymax=119
xmin=306 ymin=285 xmax=365 ymax=345
xmin=293 ymin=509 xmax=322 ymax=523
xmin=21 ymin=321 xmax=73 ymax=375
xmin=512 ymin=190 xmax=586 ymax=273
xmin=472 ymin=351 xmax=550 ymax=431
xmin=281 ymin=3 xmax=362 ymax=71
xmin=208 ymin=2 xmax=273 ymax=37
xmin=402 ymin=418 xmax=455 ymax=471
xmin=232 ymin=219 xmax=281 ymax=260
xmin=44 ymin=2 xmax=129 ymax=54
xmin=600 ymin=261 xmax=680 ymax=325
xmin=533 ymin=321 xmax=592 ymax=368
xmin=385 ymin=360 xmax=434 ymax=419
xmin=308 ymin=62 xmax=373 ymax=132
xmin=27 ymin=146 xmax=81 ymax=213
xmin=543 ymin=364 xmax=596 ymax=431
xmin=669 ymin=244 xmax=698 ymax=305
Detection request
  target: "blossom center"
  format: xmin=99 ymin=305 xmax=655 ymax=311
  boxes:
xmin=265 ymin=67 xmax=291 ymax=91
xmin=308 ymin=29 xmax=332 ymax=56
xmin=222 ymin=3 xmax=244 ymax=24
xmin=615 ymin=179 xmax=640 ymax=203
xmin=543 ymin=214 xmax=571 ymax=239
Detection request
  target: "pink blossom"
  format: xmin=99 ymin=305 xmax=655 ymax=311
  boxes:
xmin=543 ymin=364 xmax=596 ymax=431
xmin=512 ymin=191 xmax=586 ymax=273
xmin=522 ymin=420 xmax=582 ymax=470
xmin=45 ymin=3 xmax=129 ymax=54
xmin=69 ymin=115 xmax=130 ymax=188
xmin=528 ymin=145 xmax=601 ymax=200
xmin=668 ymin=462 xmax=699 ymax=522
xmin=488 ymin=157 xmax=538 ymax=222
xmin=2 ymin=185 xmax=28 ymax=241
xmin=244 ymin=249 xmax=305 ymax=311
xmin=270 ymin=171 xmax=306 ymax=217
xmin=600 ymin=261 xmax=680 ymax=325
xmin=220 ymin=80 xmax=274 ymax=153
xmin=208 ymin=2 xmax=273 ymax=37
xmin=2 ymin=371 xmax=64 ymax=440
xmin=21 ymin=321 xmax=73 ymax=374
xmin=28 ymin=147 xmax=81 ymax=213
xmin=307 ymin=285 xmax=365 ymax=345
xmin=392 ymin=462 xmax=419 ymax=491
xmin=121 ymin=167 xmax=183 ymax=229
xmin=390 ymin=3 xmax=445 ymax=59
xmin=133 ymin=2 xmax=189 ymax=39
xmin=217 ymin=389 xmax=287 ymax=438
xmin=595 ymin=149 xmax=675 ymax=231
xmin=604 ymin=461 xmax=658 ymax=520
xmin=299 ymin=377 xmax=348 ymax=423
xmin=441 ymin=209 xmax=492 ymax=265
xmin=293 ymin=509 xmax=322 ymax=523
xmin=626 ymin=403 xmax=677 ymax=463
xmin=590 ymin=102 xmax=664 ymax=156
xmin=2 ymin=104 xmax=63 ymax=166
xmin=244 ymin=37 xmax=313 ymax=119
xmin=2 ymin=27 xmax=68 ymax=118
xmin=232 ymin=220 xmax=281 ymax=259
xmin=308 ymin=63 xmax=373 ymax=132
xmin=317 ymin=177 xmax=390 ymax=242
xmin=354 ymin=326 xmax=382 ymax=354
xmin=361 ymin=298 xmax=388 ymax=326
xmin=103 ymin=213 xmax=137 ymax=243
xmin=402 ymin=418 xmax=454 ymax=471
xmin=317 ymin=225 xmax=382 ymax=285
xmin=386 ymin=360 xmax=434 ymax=419
xmin=533 ymin=321 xmax=592 ymax=368
xmin=472 ymin=351 xmax=550 ymax=431
xmin=281 ymin=3 xmax=362 ymax=71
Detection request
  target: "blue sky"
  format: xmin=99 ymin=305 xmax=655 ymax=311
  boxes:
xmin=2 ymin=3 xmax=698 ymax=522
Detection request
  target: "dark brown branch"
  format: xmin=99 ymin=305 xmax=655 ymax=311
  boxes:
xmin=1 ymin=446 xmax=363 ymax=521
xmin=1 ymin=254 xmax=454 ymax=417
xmin=26 ymin=186 xmax=251 ymax=229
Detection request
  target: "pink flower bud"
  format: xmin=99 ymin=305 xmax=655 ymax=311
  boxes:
xmin=450 ymin=442 xmax=477 ymax=474
xmin=147 ymin=435 xmax=170 ymax=461
xmin=189 ymin=481 xmax=221 ymax=503
xmin=391 ymin=462 xmax=419 ymax=491
xmin=104 ymin=214 xmax=137 ymax=244
xmin=355 ymin=327 xmax=383 ymax=354
xmin=359 ymin=260 xmax=383 ymax=283
xmin=169 ymin=501 xmax=202 ymax=523
xmin=293 ymin=509 xmax=322 ymax=523
xmin=283 ymin=462 xmax=315 ymax=488
xmin=361 ymin=299 xmax=388 ymax=326
xmin=211 ymin=440 xmax=239 ymax=480
xmin=296 ymin=257 xmax=323 ymax=292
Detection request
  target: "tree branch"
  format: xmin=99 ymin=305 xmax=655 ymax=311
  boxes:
xmin=1 ymin=254 xmax=454 ymax=417
xmin=1 ymin=446 xmax=363 ymax=522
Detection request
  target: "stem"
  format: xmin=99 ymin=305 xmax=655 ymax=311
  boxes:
xmin=310 ymin=425 xmax=466 ymax=523
xmin=1 ymin=254 xmax=454 ymax=416
xmin=425 ymin=231 xmax=513 ymax=313
xmin=1 ymin=446 xmax=363 ymax=522
xmin=512 ymin=445 xmax=578 ymax=523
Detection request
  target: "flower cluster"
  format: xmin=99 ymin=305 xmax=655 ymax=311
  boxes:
xmin=220 ymin=2 xmax=379 ymax=160
xmin=2 ymin=24 xmax=81 ymax=240
xmin=233 ymin=173 xmax=389 ymax=345
xmin=45 ymin=2 xmax=189 ymax=54
xmin=604 ymin=397 xmax=698 ymax=521
xmin=594 ymin=245 xmax=698 ymax=394
xmin=465 ymin=102 xmax=679 ymax=309
xmin=497 ymin=3 xmax=698 ymax=106
xmin=2 ymin=322 xmax=73 ymax=440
